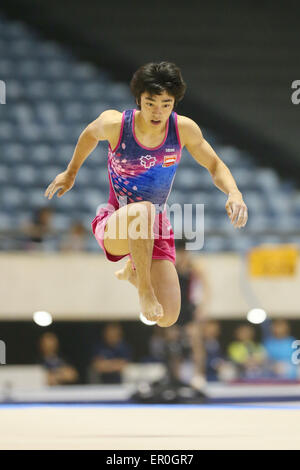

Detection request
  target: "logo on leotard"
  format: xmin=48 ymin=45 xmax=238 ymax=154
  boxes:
xmin=140 ymin=155 xmax=157 ymax=169
xmin=162 ymin=155 xmax=177 ymax=167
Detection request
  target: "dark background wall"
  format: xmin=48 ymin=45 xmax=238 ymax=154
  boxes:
xmin=1 ymin=319 xmax=300 ymax=383
xmin=1 ymin=0 xmax=300 ymax=184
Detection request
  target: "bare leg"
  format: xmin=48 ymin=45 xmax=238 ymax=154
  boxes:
xmin=116 ymin=258 xmax=181 ymax=328
xmin=104 ymin=201 xmax=163 ymax=322
xmin=127 ymin=204 xmax=163 ymax=322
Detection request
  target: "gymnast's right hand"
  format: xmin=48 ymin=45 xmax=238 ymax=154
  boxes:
xmin=44 ymin=170 xmax=76 ymax=200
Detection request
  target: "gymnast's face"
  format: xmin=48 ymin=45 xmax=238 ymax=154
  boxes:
xmin=138 ymin=91 xmax=175 ymax=127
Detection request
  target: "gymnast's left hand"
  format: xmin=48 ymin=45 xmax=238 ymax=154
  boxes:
xmin=225 ymin=191 xmax=248 ymax=228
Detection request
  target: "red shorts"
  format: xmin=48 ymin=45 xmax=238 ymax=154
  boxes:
xmin=91 ymin=205 xmax=176 ymax=266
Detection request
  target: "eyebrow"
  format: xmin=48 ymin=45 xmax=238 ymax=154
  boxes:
xmin=145 ymin=96 xmax=173 ymax=103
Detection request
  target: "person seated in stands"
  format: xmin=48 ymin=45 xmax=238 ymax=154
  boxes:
xmin=59 ymin=220 xmax=89 ymax=252
xmin=21 ymin=207 xmax=57 ymax=250
xmin=146 ymin=326 xmax=166 ymax=363
xmin=227 ymin=324 xmax=267 ymax=380
xmin=203 ymin=320 xmax=230 ymax=382
xmin=38 ymin=332 xmax=79 ymax=386
xmin=169 ymin=239 xmax=211 ymax=390
xmin=263 ymin=319 xmax=298 ymax=380
xmin=89 ymin=323 xmax=131 ymax=384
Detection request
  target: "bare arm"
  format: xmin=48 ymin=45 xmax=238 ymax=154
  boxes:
xmin=67 ymin=109 xmax=120 ymax=176
xmin=180 ymin=116 xmax=248 ymax=228
xmin=44 ymin=109 xmax=120 ymax=200
xmin=92 ymin=357 xmax=128 ymax=373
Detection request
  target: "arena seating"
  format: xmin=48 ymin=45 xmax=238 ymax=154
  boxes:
xmin=0 ymin=13 xmax=299 ymax=253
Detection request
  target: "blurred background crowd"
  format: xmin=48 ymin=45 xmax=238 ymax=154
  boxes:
xmin=35 ymin=238 xmax=299 ymax=387
xmin=37 ymin=317 xmax=299 ymax=386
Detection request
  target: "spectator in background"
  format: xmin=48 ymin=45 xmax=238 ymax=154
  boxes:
xmin=227 ymin=324 xmax=266 ymax=380
xmin=38 ymin=332 xmax=79 ymax=386
xmin=59 ymin=221 xmax=89 ymax=252
xmin=173 ymin=239 xmax=211 ymax=390
xmin=147 ymin=326 xmax=166 ymax=363
xmin=89 ymin=323 xmax=131 ymax=384
xmin=203 ymin=320 xmax=232 ymax=382
xmin=145 ymin=240 xmax=211 ymax=390
xmin=21 ymin=207 xmax=57 ymax=250
xmin=263 ymin=319 xmax=298 ymax=380
xmin=145 ymin=323 xmax=192 ymax=388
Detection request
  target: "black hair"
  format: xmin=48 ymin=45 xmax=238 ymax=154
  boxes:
xmin=130 ymin=61 xmax=186 ymax=109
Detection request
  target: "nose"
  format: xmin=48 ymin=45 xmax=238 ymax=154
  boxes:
xmin=152 ymin=111 xmax=162 ymax=119
xmin=152 ymin=104 xmax=163 ymax=116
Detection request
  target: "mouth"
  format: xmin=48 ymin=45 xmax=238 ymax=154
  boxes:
xmin=151 ymin=119 xmax=161 ymax=125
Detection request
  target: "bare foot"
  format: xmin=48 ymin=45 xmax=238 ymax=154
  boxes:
xmin=115 ymin=260 xmax=163 ymax=322
xmin=139 ymin=289 xmax=164 ymax=322
xmin=114 ymin=259 xmax=137 ymax=287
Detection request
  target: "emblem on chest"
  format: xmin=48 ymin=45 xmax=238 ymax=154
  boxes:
xmin=140 ymin=155 xmax=157 ymax=169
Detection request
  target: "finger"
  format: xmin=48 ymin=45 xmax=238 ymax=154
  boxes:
xmin=51 ymin=186 xmax=62 ymax=198
xmin=230 ymin=204 xmax=240 ymax=223
xmin=234 ymin=208 xmax=244 ymax=227
xmin=240 ymin=208 xmax=248 ymax=227
xmin=48 ymin=185 xmax=62 ymax=200
xmin=225 ymin=202 xmax=233 ymax=218
xmin=44 ymin=184 xmax=53 ymax=198
xmin=235 ymin=207 xmax=247 ymax=227
xmin=235 ymin=207 xmax=248 ymax=228
xmin=232 ymin=207 xmax=241 ymax=226
xmin=239 ymin=207 xmax=248 ymax=227
xmin=45 ymin=182 xmax=57 ymax=199
xmin=47 ymin=186 xmax=56 ymax=200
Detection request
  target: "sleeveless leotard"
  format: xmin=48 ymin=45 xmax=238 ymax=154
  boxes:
xmin=106 ymin=108 xmax=182 ymax=212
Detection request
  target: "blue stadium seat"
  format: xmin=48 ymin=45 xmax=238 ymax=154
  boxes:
xmin=29 ymin=144 xmax=55 ymax=166
xmin=255 ymin=168 xmax=279 ymax=192
xmin=0 ymin=122 xmax=15 ymax=141
xmin=226 ymin=234 xmax=256 ymax=253
xmin=1 ymin=187 xmax=24 ymax=210
xmin=0 ymin=211 xmax=14 ymax=231
xmin=203 ymin=236 xmax=228 ymax=252
xmin=1 ymin=143 xmax=26 ymax=165
xmin=0 ymin=12 xmax=298 ymax=253
xmin=13 ymin=165 xmax=38 ymax=187
xmin=0 ymin=165 xmax=10 ymax=185
xmin=34 ymin=102 xmax=61 ymax=124
xmin=51 ymin=212 xmax=73 ymax=231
